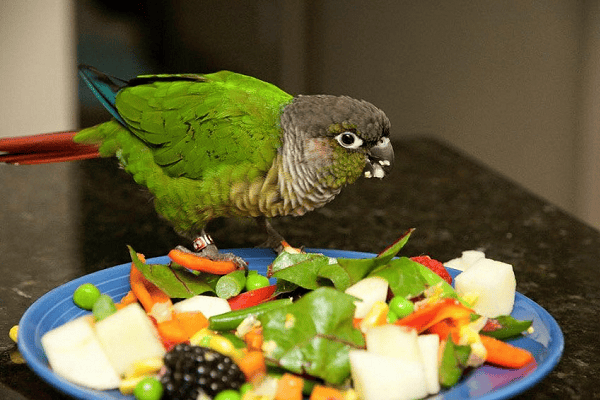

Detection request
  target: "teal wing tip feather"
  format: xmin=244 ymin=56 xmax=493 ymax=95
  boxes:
xmin=78 ymin=65 xmax=127 ymax=126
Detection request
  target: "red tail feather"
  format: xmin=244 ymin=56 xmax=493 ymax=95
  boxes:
xmin=0 ymin=131 xmax=100 ymax=165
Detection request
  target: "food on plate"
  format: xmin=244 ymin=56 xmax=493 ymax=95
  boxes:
xmin=453 ymin=255 xmax=517 ymax=318
xmin=33 ymin=230 xmax=535 ymax=400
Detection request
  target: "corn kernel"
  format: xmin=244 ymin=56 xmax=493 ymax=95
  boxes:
xmin=123 ymin=356 xmax=164 ymax=379
xmin=189 ymin=328 xmax=215 ymax=346
xmin=359 ymin=301 xmax=389 ymax=333
xmin=119 ymin=375 xmax=149 ymax=395
xmin=9 ymin=325 xmax=18 ymax=343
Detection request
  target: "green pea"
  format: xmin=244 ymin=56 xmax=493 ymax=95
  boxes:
xmin=388 ymin=296 xmax=414 ymax=318
xmin=245 ymin=273 xmax=270 ymax=291
xmin=133 ymin=377 xmax=163 ymax=400
xmin=214 ymin=389 xmax=241 ymax=400
xmin=239 ymin=382 xmax=253 ymax=395
xmin=386 ymin=310 xmax=399 ymax=324
xmin=92 ymin=294 xmax=117 ymax=321
xmin=73 ymin=283 xmax=101 ymax=310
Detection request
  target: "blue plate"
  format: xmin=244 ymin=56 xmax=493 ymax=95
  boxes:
xmin=18 ymin=248 xmax=564 ymax=400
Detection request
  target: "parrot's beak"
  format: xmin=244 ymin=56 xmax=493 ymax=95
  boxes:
xmin=364 ymin=137 xmax=394 ymax=179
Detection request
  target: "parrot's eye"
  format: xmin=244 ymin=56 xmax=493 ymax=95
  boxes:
xmin=335 ymin=131 xmax=363 ymax=149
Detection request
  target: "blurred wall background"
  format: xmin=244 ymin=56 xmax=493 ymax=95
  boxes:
xmin=3 ymin=0 xmax=600 ymax=231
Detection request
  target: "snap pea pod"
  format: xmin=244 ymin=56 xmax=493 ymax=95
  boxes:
xmin=209 ymin=298 xmax=292 ymax=331
xmin=216 ymin=270 xmax=247 ymax=299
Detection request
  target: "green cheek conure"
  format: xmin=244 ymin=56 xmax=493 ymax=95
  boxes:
xmin=0 ymin=66 xmax=393 ymax=265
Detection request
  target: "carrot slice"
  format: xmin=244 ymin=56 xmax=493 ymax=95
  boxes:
xmin=309 ymin=385 xmax=344 ymax=400
xmin=168 ymin=248 xmax=238 ymax=275
xmin=236 ymin=350 xmax=266 ymax=383
xmin=275 ymin=373 xmax=304 ymax=400
xmin=243 ymin=327 xmax=264 ymax=351
xmin=115 ymin=290 xmax=137 ymax=310
xmin=130 ymin=255 xmax=173 ymax=323
xmin=480 ymin=335 xmax=536 ymax=369
xmin=173 ymin=311 xmax=209 ymax=337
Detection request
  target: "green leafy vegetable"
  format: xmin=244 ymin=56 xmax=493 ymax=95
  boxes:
xmin=369 ymin=257 xmax=458 ymax=299
xmin=480 ymin=315 xmax=533 ymax=340
xmin=259 ymin=287 xmax=365 ymax=385
xmin=439 ymin=337 xmax=471 ymax=388
xmin=272 ymin=229 xmax=414 ymax=292
xmin=129 ymin=247 xmax=217 ymax=298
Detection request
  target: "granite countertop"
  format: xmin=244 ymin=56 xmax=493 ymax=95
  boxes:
xmin=1 ymin=138 xmax=597 ymax=399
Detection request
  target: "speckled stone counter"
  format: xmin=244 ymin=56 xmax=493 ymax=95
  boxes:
xmin=1 ymin=138 xmax=597 ymax=399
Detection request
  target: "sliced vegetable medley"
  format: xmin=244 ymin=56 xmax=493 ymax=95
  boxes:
xmin=28 ymin=230 xmax=537 ymax=400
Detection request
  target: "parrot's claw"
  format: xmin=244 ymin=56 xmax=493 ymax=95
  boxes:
xmin=187 ymin=232 xmax=248 ymax=269
xmin=189 ymin=244 xmax=249 ymax=269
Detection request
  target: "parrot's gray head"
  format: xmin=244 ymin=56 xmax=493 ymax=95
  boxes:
xmin=281 ymin=94 xmax=393 ymax=179
xmin=277 ymin=95 xmax=393 ymax=215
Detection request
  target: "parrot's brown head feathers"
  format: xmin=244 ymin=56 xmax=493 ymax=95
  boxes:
xmin=278 ymin=95 xmax=394 ymax=215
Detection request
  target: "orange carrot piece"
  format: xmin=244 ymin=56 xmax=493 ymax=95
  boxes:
xmin=275 ymin=373 xmax=304 ymax=400
xmin=480 ymin=335 xmax=536 ymax=369
xmin=115 ymin=290 xmax=138 ymax=309
xmin=243 ymin=327 xmax=264 ymax=352
xmin=156 ymin=318 xmax=189 ymax=347
xmin=174 ymin=311 xmax=209 ymax=337
xmin=236 ymin=350 xmax=266 ymax=383
xmin=130 ymin=257 xmax=173 ymax=322
xmin=168 ymin=248 xmax=238 ymax=275
xmin=309 ymin=385 xmax=344 ymax=400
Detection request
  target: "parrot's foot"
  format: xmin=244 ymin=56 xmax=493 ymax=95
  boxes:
xmin=188 ymin=233 xmax=248 ymax=269
xmin=256 ymin=218 xmax=303 ymax=254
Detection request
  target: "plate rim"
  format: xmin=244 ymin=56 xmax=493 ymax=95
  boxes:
xmin=18 ymin=248 xmax=564 ymax=400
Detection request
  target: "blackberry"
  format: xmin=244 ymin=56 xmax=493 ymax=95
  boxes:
xmin=161 ymin=343 xmax=246 ymax=400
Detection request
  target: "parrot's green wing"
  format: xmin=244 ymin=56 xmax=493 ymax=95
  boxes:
xmin=115 ymin=71 xmax=293 ymax=180
xmin=74 ymin=71 xmax=294 ymax=237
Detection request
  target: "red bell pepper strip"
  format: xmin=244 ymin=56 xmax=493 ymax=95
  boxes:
xmin=395 ymin=298 xmax=474 ymax=332
xmin=228 ymin=284 xmax=277 ymax=310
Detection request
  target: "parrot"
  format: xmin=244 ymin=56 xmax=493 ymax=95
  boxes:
xmin=0 ymin=65 xmax=393 ymax=266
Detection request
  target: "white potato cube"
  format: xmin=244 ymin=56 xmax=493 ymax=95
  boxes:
xmin=344 ymin=276 xmax=389 ymax=319
xmin=349 ymin=349 xmax=428 ymax=400
xmin=95 ymin=303 xmax=166 ymax=376
xmin=444 ymin=250 xmax=486 ymax=271
xmin=172 ymin=295 xmax=231 ymax=318
xmin=455 ymin=258 xmax=516 ymax=317
xmin=41 ymin=316 xmax=121 ymax=390
xmin=365 ymin=324 xmax=422 ymax=363
xmin=418 ymin=334 xmax=441 ymax=395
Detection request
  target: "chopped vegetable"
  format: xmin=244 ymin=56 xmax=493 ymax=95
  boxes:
xmin=132 ymin=376 xmax=163 ymax=400
xmin=73 ymin=283 xmax=101 ymax=310
xmin=245 ymin=273 xmax=271 ymax=291
xmin=217 ymin=270 xmax=248 ymax=299
xmin=92 ymin=294 xmax=117 ymax=321
xmin=480 ymin=335 xmax=536 ymax=369
xmin=275 ymin=373 xmax=304 ymax=400
xmin=129 ymin=254 xmax=174 ymax=323
xmin=388 ymin=295 xmax=415 ymax=319
xmin=209 ymin=298 xmax=292 ymax=331
xmin=228 ymin=284 xmax=277 ymax=310
xmin=9 ymin=325 xmax=18 ymax=343
xmin=309 ymin=385 xmax=344 ymax=400
xmin=168 ymin=247 xmax=238 ymax=275
xmin=236 ymin=350 xmax=267 ymax=383
xmin=395 ymin=298 xmax=473 ymax=333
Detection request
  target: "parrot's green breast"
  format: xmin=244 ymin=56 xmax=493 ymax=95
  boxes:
xmin=75 ymin=71 xmax=294 ymax=237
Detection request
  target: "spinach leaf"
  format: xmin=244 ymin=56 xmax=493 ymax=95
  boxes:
xmin=128 ymin=247 xmax=217 ymax=298
xmin=259 ymin=287 xmax=365 ymax=385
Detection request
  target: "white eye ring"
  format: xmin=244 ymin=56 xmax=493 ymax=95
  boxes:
xmin=335 ymin=131 xmax=363 ymax=149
